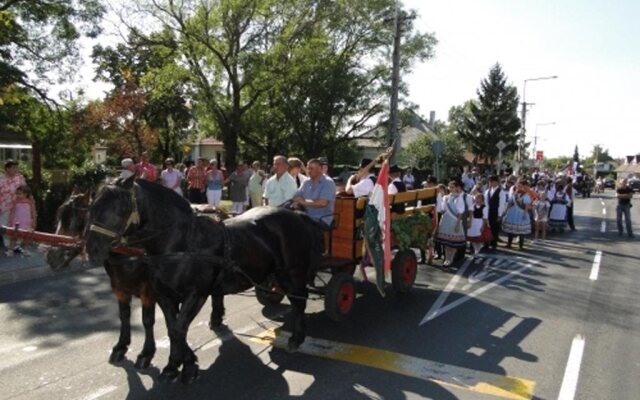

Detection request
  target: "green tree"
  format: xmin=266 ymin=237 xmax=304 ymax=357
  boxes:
xmin=0 ymin=0 xmax=104 ymax=102
xmin=458 ymin=63 xmax=521 ymax=164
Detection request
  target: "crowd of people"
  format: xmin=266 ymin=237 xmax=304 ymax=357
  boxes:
xmin=0 ymin=152 xmax=635 ymax=259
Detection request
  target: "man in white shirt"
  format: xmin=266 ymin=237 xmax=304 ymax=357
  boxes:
xmin=263 ymin=155 xmax=297 ymax=206
xmin=345 ymin=158 xmax=376 ymax=198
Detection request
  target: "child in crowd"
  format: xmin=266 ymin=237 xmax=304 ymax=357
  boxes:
xmin=6 ymin=185 xmax=36 ymax=256
xmin=466 ymin=193 xmax=490 ymax=256
xmin=534 ymin=191 xmax=550 ymax=242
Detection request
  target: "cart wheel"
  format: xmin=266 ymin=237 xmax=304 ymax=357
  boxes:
xmin=324 ymin=272 xmax=355 ymax=322
xmin=255 ymin=276 xmax=285 ymax=306
xmin=392 ymin=250 xmax=417 ymax=293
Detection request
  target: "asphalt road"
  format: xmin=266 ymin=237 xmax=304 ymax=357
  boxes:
xmin=0 ymin=190 xmax=637 ymax=400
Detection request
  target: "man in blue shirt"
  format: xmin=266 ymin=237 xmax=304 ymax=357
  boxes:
xmin=291 ymin=158 xmax=336 ymax=228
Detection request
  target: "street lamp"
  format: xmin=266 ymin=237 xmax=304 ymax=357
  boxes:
xmin=532 ymin=122 xmax=556 ymax=159
xmin=519 ymin=75 xmax=558 ymax=163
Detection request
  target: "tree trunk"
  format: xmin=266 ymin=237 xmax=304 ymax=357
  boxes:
xmin=31 ymin=140 xmax=42 ymax=187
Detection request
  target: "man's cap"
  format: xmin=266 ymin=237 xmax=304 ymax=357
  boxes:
xmin=121 ymin=158 xmax=134 ymax=168
xmin=209 ymin=159 xmax=217 ymax=164
xmin=359 ymin=158 xmax=373 ymax=169
xmin=389 ymin=164 xmax=403 ymax=174
xmin=318 ymin=157 xmax=329 ymax=165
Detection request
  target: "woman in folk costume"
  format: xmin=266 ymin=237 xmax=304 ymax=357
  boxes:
xmin=435 ymin=180 xmax=469 ymax=266
xmin=466 ymin=193 xmax=490 ymax=256
xmin=548 ymin=182 xmax=572 ymax=232
xmin=502 ymin=180 xmax=533 ymax=249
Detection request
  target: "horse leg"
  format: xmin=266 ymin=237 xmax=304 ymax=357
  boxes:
xmin=134 ymin=290 xmax=156 ymax=369
xmin=109 ymin=291 xmax=132 ymax=364
xmin=283 ymin=281 xmax=308 ymax=352
xmin=208 ymin=293 xmax=227 ymax=332
xmin=156 ymin=297 xmax=181 ymax=383
xmin=175 ymin=293 xmax=208 ymax=385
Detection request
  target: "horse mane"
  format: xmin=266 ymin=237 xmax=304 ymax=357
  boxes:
xmin=135 ymin=179 xmax=193 ymax=216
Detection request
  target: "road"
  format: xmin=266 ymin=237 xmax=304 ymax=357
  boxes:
xmin=0 ymin=190 xmax=638 ymax=400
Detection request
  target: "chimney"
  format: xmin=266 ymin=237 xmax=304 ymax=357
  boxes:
xmin=636 ymin=155 xmax=640 ymax=165
xmin=429 ymin=111 xmax=436 ymax=128
xmin=626 ymin=155 xmax=634 ymax=164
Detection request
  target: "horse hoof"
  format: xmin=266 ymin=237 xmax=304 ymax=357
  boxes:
xmin=209 ymin=321 xmax=229 ymax=334
xmin=108 ymin=348 xmax=127 ymax=364
xmin=135 ymin=354 xmax=153 ymax=369
xmin=158 ymin=367 xmax=179 ymax=383
xmin=286 ymin=339 xmax=301 ymax=353
xmin=180 ymin=364 xmax=200 ymax=385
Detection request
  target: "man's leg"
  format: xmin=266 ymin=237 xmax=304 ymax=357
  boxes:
xmin=624 ymin=205 xmax=633 ymax=237
xmin=616 ymin=205 xmax=624 ymax=235
xmin=567 ymin=205 xmax=576 ymax=230
xmin=0 ymin=211 xmax=9 ymax=248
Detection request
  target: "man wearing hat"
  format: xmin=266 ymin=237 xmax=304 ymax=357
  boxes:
xmin=120 ymin=158 xmax=136 ymax=180
xmin=388 ymin=164 xmax=406 ymax=213
xmin=345 ymin=158 xmax=376 ymax=198
xmin=0 ymin=160 xmax=26 ymax=248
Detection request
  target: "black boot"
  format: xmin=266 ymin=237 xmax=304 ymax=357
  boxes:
xmin=518 ymin=236 xmax=524 ymax=249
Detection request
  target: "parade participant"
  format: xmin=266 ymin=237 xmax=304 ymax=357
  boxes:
xmin=206 ymin=159 xmax=224 ymax=207
xmin=433 ymin=183 xmax=448 ymax=259
xmin=288 ymin=157 xmax=309 ymax=189
xmin=388 ymin=164 xmax=406 ymax=213
xmin=120 ymin=158 xmax=136 ymax=180
xmin=548 ymin=182 xmax=571 ymax=232
xmin=0 ymin=160 xmax=26 ymax=248
xmin=533 ymin=191 xmax=551 ymax=242
xmin=467 ymin=193 xmax=490 ymax=256
xmin=484 ymin=175 xmax=506 ymax=251
xmin=5 ymin=185 xmax=36 ymax=256
xmin=565 ymin=178 xmax=576 ymax=231
xmin=435 ymin=180 xmax=468 ymax=266
xmin=403 ymin=168 xmax=416 ymax=190
xmin=136 ymin=151 xmax=157 ymax=182
xmin=502 ymin=180 xmax=533 ymax=249
xmin=616 ymin=178 xmax=634 ymax=238
xmin=160 ymin=158 xmax=183 ymax=196
xmin=345 ymin=158 xmax=376 ymax=198
xmin=225 ymin=162 xmax=250 ymax=214
xmin=264 ymin=156 xmax=296 ymax=207
xmin=291 ymin=158 xmax=336 ymax=228
xmin=186 ymin=158 xmax=207 ymax=204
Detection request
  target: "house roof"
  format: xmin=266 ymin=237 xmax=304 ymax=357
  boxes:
xmin=0 ymin=132 xmax=30 ymax=145
xmin=197 ymin=138 xmax=224 ymax=146
xmin=616 ymin=164 xmax=640 ymax=173
xmin=355 ymin=109 xmax=438 ymax=149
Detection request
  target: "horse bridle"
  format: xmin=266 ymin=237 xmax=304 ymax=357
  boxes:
xmin=88 ymin=186 xmax=140 ymax=246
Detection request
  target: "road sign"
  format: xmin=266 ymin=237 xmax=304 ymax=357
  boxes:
xmin=432 ymin=140 xmax=445 ymax=156
xmin=496 ymin=140 xmax=506 ymax=151
xmin=536 ymin=151 xmax=544 ymax=161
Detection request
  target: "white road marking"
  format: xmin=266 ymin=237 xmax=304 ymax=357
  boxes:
xmin=589 ymin=251 xmax=602 ymax=281
xmin=602 ymin=208 xmax=606 ymax=215
xmin=80 ymin=385 xmax=118 ymax=400
xmin=600 ymin=199 xmax=605 ymax=206
xmin=600 ymin=221 xmax=606 ymax=233
xmin=557 ymin=335 xmax=586 ymax=400
xmin=419 ymin=258 xmax=472 ymax=325
xmin=420 ymin=256 xmax=539 ymax=325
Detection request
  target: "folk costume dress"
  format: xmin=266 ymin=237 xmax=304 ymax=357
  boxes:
xmin=467 ymin=204 xmax=489 ymax=243
xmin=435 ymin=194 xmax=467 ymax=248
xmin=548 ymin=190 xmax=571 ymax=230
xmin=502 ymin=192 xmax=532 ymax=235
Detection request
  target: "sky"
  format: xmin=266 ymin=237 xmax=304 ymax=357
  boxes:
xmin=402 ymin=0 xmax=640 ymax=159
xmin=73 ymin=0 xmax=640 ymax=160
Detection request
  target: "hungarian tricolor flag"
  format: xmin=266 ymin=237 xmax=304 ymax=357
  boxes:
xmin=363 ymin=161 xmax=391 ymax=296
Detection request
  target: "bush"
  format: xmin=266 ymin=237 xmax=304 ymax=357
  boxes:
xmin=69 ymin=161 xmax=113 ymax=191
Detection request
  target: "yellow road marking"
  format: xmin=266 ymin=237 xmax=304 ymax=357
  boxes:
xmin=252 ymin=329 xmax=535 ymax=400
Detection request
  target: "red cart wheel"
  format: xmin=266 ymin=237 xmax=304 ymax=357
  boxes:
xmin=392 ymin=250 xmax=417 ymax=293
xmin=325 ymin=272 xmax=355 ymax=322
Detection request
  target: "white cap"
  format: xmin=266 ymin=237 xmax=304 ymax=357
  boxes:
xmin=121 ymin=158 xmax=134 ymax=168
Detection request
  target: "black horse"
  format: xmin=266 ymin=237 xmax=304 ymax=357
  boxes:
xmin=85 ymin=177 xmax=323 ymax=384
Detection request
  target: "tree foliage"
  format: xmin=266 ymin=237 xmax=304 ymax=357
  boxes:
xmin=457 ymin=63 xmax=521 ymax=164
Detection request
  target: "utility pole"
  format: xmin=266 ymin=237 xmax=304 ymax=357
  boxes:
xmin=386 ymin=6 xmax=415 ymax=165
